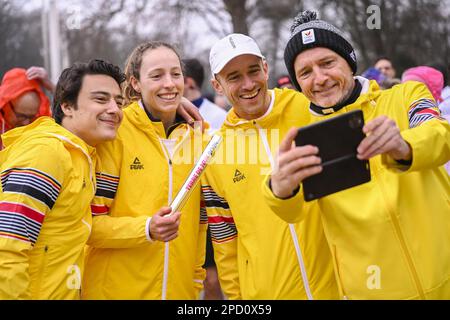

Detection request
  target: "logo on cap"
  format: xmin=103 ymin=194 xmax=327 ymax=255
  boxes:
xmin=301 ymin=29 xmax=315 ymax=44
xmin=350 ymin=50 xmax=356 ymax=61
xmin=229 ymin=36 xmax=236 ymax=49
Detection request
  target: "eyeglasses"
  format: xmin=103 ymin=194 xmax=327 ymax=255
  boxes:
xmin=9 ymin=102 xmax=38 ymax=122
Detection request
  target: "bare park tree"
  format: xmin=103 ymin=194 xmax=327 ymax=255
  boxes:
xmin=1 ymin=0 xmax=448 ymax=83
xmin=318 ymin=0 xmax=449 ymax=73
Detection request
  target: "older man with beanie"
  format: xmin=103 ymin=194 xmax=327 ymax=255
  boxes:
xmin=264 ymin=11 xmax=450 ymax=299
xmin=202 ymin=33 xmax=339 ymax=300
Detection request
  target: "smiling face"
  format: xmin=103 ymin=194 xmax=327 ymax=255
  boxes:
xmin=131 ymin=46 xmax=184 ymax=119
xmin=62 ymin=74 xmax=124 ymax=146
xmin=294 ymin=47 xmax=355 ymax=107
xmin=211 ymin=54 xmax=271 ymax=120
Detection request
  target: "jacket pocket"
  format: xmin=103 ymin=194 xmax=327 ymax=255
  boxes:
xmin=241 ymin=256 xmax=258 ymax=299
xmin=332 ymin=245 xmax=348 ymax=299
xmin=30 ymin=244 xmax=49 ymax=297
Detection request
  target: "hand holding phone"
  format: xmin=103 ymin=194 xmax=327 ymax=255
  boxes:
xmin=294 ymin=110 xmax=371 ymax=201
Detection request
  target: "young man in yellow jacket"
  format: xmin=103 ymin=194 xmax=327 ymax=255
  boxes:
xmin=202 ymin=33 xmax=339 ymax=299
xmin=0 ymin=59 xmax=125 ymax=299
xmin=265 ymin=11 xmax=450 ymax=299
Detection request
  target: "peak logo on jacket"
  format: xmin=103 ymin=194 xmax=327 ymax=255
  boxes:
xmin=233 ymin=169 xmax=245 ymax=183
xmin=130 ymin=157 xmax=144 ymax=170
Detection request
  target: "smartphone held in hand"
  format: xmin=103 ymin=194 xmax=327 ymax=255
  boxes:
xmin=295 ymin=110 xmax=371 ymax=201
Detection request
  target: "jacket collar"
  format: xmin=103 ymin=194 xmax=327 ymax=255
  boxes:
xmin=139 ymin=100 xmax=187 ymax=137
xmin=309 ymin=79 xmax=362 ymax=115
xmin=2 ymin=116 xmax=95 ymax=154
xmin=124 ymin=100 xmax=198 ymax=160
xmin=124 ymin=100 xmax=190 ymax=139
xmin=309 ymin=77 xmax=382 ymax=117
xmin=223 ymin=90 xmax=283 ymax=129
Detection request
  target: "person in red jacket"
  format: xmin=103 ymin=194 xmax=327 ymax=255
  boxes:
xmin=0 ymin=67 xmax=54 ymax=147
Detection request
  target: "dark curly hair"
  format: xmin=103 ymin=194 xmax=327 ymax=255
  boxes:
xmin=52 ymin=59 xmax=125 ymax=124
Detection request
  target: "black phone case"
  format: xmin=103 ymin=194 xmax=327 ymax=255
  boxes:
xmin=295 ymin=109 xmax=371 ymax=201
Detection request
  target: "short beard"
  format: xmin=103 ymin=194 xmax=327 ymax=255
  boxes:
xmin=334 ymin=83 xmax=355 ymax=107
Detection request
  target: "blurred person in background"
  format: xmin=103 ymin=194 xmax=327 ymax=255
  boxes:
xmin=401 ymin=66 xmax=444 ymax=103
xmin=427 ymin=63 xmax=450 ymax=174
xmin=362 ymin=67 xmax=401 ymax=89
xmin=374 ymin=56 xmax=396 ymax=80
xmin=276 ymin=74 xmax=295 ymax=89
xmin=183 ymin=58 xmax=227 ymax=133
xmin=430 ymin=64 xmax=450 ymax=118
xmin=213 ymin=93 xmax=231 ymax=112
xmin=0 ymin=67 xmax=54 ymax=148
xmin=361 ymin=67 xmax=386 ymax=86
xmin=182 ymin=58 xmax=225 ymax=300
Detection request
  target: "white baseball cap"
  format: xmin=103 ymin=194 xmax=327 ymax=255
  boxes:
xmin=209 ymin=33 xmax=265 ymax=75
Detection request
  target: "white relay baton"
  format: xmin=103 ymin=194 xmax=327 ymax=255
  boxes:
xmin=169 ymin=135 xmax=222 ymax=214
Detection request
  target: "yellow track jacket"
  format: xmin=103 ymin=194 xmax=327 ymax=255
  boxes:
xmin=202 ymin=88 xmax=339 ymax=299
xmin=82 ymin=101 xmax=207 ymax=300
xmin=264 ymin=79 xmax=450 ymax=299
xmin=0 ymin=117 xmax=96 ymax=299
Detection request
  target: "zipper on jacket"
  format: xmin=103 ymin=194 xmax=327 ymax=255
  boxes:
xmin=332 ymin=245 xmax=348 ymax=299
xmin=257 ymin=125 xmax=314 ymax=300
xmin=158 ymin=139 xmax=173 ymax=300
xmin=47 ymin=133 xmax=95 ymax=194
xmin=47 ymin=133 xmax=94 ymax=236
xmin=35 ymin=245 xmax=49 ymax=296
xmin=289 ymin=225 xmax=313 ymax=300
xmin=377 ymin=175 xmax=426 ymax=299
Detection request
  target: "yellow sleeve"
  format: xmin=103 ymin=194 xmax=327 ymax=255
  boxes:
xmin=261 ymin=174 xmax=308 ymax=224
xmin=88 ymin=215 xmax=150 ymax=248
xmin=201 ymin=175 xmax=241 ymax=300
xmin=87 ymin=140 xmax=151 ymax=248
xmin=383 ymin=82 xmax=450 ymax=172
xmin=401 ymin=118 xmax=450 ymax=172
xmin=193 ymin=192 xmax=208 ymax=296
xmin=0 ymin=143 xmax=66 ymax=299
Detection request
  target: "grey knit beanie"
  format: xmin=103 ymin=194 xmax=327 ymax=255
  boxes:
xmin=284 ymin=11 xmax=357 ymax=91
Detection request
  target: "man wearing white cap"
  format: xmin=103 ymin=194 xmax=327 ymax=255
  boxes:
xmin=200 ymin=33 xmax=339 ymax=299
